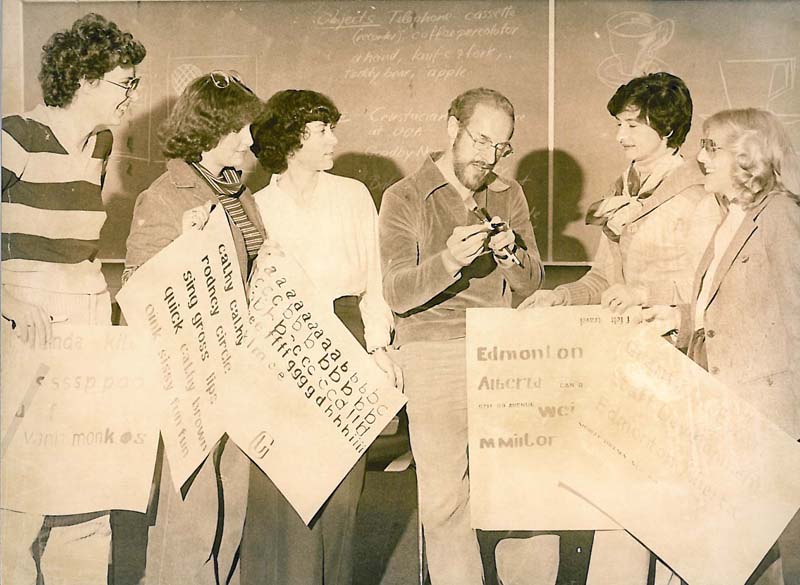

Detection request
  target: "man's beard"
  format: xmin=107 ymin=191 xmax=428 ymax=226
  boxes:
xmin=453 ymin=158 xmax=493 ymax=191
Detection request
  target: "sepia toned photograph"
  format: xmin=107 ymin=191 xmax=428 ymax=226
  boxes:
xmin=1 ymin=1 xmax=799 ymax=584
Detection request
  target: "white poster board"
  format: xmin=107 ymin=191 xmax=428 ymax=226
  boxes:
xmin=561 ymin=328 xmax=800 ymax=585
xmin=223 ymin=254 xmax=406 ymax=524
xmin=466 ymin=305 xmax=637 ymax=530
xmin=117 ymin=207 xmax=248 ymax=489
xmin=1 ymin=325 xmax=160 ymax=514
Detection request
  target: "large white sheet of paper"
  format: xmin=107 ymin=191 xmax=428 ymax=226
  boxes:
xmin=561 ymin=328 xmax=800 ymax=585
xmin=1 ymin=325 xmax=161 ymax=514
xmin=117 ymin=207 xmax=248 ymax=490
xmin=467 ymin=306 xmax=638 ymax=530
xmin=222 ymin=254 xmax=406 ymax=524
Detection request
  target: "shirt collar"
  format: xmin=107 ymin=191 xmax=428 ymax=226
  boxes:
xmin=419 ymin=151 xmax=510 ymax=200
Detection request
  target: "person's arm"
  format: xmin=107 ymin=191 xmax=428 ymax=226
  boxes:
xmin=124 ymin=187 xmax=182 ymax=274
xmin=494 ymin=184 xmax=544 ymax=297
xmin=2 ymin=125 xmax=27 ymax=191
xmin=359 ymin=199 xmax=404 ymax=389
xmin=356 ymin=185 xmax=394 ymax=352
xmin=555 ymin=235 xmax=614 ymax=305
xmin=378 ymin=185 xmax=462 ymax=315
xmin=761 ymin=197 xmax=800 ymax=361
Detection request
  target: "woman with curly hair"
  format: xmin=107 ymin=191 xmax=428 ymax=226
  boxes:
xmin=1 ymin=13 xmax=145 ymax=585
xmin=124 ymin=71 xmax=265 ymax=585
xmin=239 ymin=89 xmax=401 ymax=585
xmin=648 ymin=109 xmax=800 ymax=584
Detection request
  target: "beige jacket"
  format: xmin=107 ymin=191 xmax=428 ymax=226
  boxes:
xmin=687 ymin=192 xmax=800 ymax=438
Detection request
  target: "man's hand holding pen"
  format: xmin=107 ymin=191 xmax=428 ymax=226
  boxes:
xmin=442 ymin=224 xmax=491 ymax=275
xmin=441 ymin=215 xmax=520 ymax=276
xmin=484 ymin=215 xmax=520 ymax=267
xmin=469 ymin=205 xmax=521 ymax=267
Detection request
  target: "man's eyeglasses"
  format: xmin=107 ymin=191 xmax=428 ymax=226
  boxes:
xmin=209 ymin=70 xmax=254 ymax=94
xmin=462 ymin=126 xmax=513 ymax=160
xmin=700 ymin=138 xmax=723 ymax=155
xmin=102 ymin=76 xmax=140 ymax=98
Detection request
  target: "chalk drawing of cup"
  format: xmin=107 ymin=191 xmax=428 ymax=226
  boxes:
xmin=719 ymin=59 xmax=795 ymax=110
xmin=608 ymin=12 xmax=674 ymax=75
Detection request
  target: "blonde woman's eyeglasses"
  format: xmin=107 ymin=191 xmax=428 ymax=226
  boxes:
xmin=700 ymin=138 xmax=724 ymax=155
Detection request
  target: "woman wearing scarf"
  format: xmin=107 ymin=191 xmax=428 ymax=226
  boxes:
xmin=123 ymin=70 xmax=264 ymax=584
xmin=239 ymin=89 xmax=401 ymax=585
xmin=519 ymin=72 xmax=721 ymax=584
xmin=520 ymin=72 xmax=719 ymax=313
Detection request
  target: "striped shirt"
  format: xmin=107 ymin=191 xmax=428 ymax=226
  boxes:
xmin=2 ymin=105 xmax=112 ymax=293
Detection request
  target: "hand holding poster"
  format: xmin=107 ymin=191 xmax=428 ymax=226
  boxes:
xmin=1 ymin=325 xmax=160 ymax=515
xmin=466 ymin=305 xmax=638 ymax=530
xmin=117 ymin=207 xmax=248 ymax=489
xmin=222 ymin=253 xmax=406 ymax=524
xmin=560 ymin=328 xmax=800 ymax=585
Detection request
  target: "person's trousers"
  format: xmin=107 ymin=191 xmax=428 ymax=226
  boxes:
xmin=145 ymin=437 xmax=250 ymax=585
xmin=1 ymin=285 xmax=112 ymax=585
xmin=587 ymin=531 xmax=674 ymax=585
xmin=0 ymin=511 xmax=111 ymax=585
xmin=240 ymin=454 xmax=366 ymax=585
xmin=394 ymin=339 xmax=484 ymax=585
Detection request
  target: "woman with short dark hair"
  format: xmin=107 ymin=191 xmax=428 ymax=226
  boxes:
xmin=520 ymin=72 xmax=721 ymax=583
xmin=1 ymin=13 xmax=145 ymax=584
xmin=240 ymin=89 xmax=400 ymax=585
xmin=521 ymin=72 xmax=718 ymax=312
xmin=124 ymin=70 xmax=265 ymax=584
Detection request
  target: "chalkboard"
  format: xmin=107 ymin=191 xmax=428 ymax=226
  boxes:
xmin=552 ymin=0 xmax=799 ymax=262
xmin=19 ymin=1 xmax=799 ymax=263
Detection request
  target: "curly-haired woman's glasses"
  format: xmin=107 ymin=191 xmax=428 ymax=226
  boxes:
xmin=209 ymin=70 xmax=254 ymax=94
xmin=102 ymin=76 xmax=140 ymax=98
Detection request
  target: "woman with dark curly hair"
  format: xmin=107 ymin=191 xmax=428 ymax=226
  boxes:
xmin=239 ymin=89 xmax=401 ymax=585
xmin=519 ymin=72 xmax=722 ymax=583
xmin=124 ymin=71 xmax=265 ymax=585
xmin=1 ymin=13 xmax=144 ymax=585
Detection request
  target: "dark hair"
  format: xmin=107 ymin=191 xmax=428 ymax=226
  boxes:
xmin=161 ymin=73 xmax=264 ymax=163
xmin=250 ymin=89 xmax=341 ymax=174
xmin=607 ymin=72 xmax=692 ymax=149
xmin=39 ymin=13 xmax=146 ymax=108
xmin=448 ymin=87 xmax=515 ymax=131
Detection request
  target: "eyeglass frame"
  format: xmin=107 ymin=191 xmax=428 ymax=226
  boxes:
xmin=101 ymin=76 xmax=140 ymax=99
xmin=700 ymin=138 xmax=724 ymax=155
xmin=461 ymin=125 xmax=514 ymax=160
xmin=209 ymin=70 xmax=254 ymax=94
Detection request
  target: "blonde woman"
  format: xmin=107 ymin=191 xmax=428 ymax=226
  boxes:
xmin=649 ymin=108 xmax=800 ymax=584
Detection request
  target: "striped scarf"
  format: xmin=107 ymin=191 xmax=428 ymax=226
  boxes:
xmin=191 ymin=163 xmax=264 ymax=258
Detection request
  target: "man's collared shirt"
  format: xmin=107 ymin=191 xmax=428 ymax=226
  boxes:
xmin=378 ymin=152 xmax=543 ymax=345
